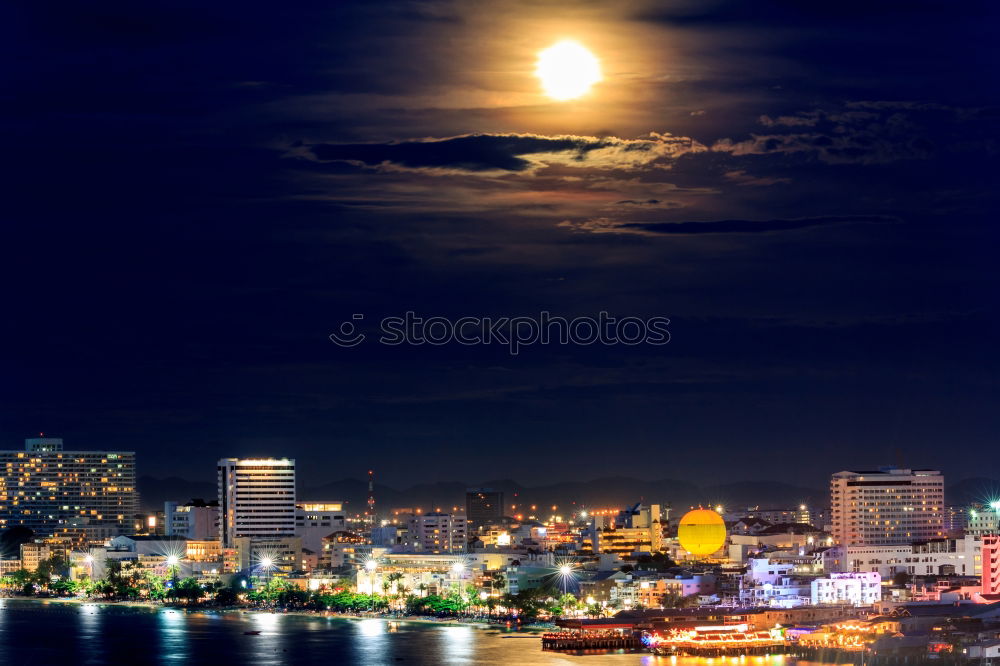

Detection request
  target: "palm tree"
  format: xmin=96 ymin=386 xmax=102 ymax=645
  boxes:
xmin=417 ymin=582 xmax=427 ymax=598
xmin=491 ymin=572 xmax=506 ymax=595
xmin=396 ymin=585 xmax=410 ymax=612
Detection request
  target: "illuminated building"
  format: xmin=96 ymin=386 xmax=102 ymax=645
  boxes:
xmin=320 ymin=530 xmax=368 ymax=568
xmin=406 ymin=512 xmax=466 ymax=553
xmin=20 ymin=539 xmax=72 ymax=571
xmin=811 ymin=571 xmax=882 ymax=605
xmin=294 ymin=501 xmax=346 ymax=552
xmin=612 ymin=573 xmax=717 ymax=608
xmin=354 ymin=552 xmax=471 ymax=596
xmin=217 ymin=458 xmax=296 ymax=547
xmin=133 ymin=510 xmax=166 ymax=536
xmin=165 ymin=500 xmax=219 ymax=539
xmin=830 ymin=468 xmax=944 ymax=546
xmin=824 ymin=535 xmax=982 ymax=577
xmin=223 ymin=535 xmax=302 ymax=574
xmin=967 ymin=503 xmax=1000 ymax=536
xmin=587 ymin=504 xmax=664 ymax=556
xmin=984 ymin=535 xmax=1000 ymax=596
xmin=0 ymin=437 xmax=138 ymax=537
xmin=740 ymin=558 xmax=816 ymax=608
xmin=185 ymin=538 xmax=222 ymax=566
xmin=740 ymin=505 xmax=812 ymax=526
xmin=465 ymin=488 xmax=503 ymax=531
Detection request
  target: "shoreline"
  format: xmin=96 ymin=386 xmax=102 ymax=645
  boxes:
xmin=0 ymin=596 xmax=551 ymax=632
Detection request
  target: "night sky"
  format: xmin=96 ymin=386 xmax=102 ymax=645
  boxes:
xmin=4 ymin=1 xmax=998 ymax=489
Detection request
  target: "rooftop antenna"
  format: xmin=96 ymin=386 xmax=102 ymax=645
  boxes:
xmin=367 ymin=469 xmax=376 ymax=527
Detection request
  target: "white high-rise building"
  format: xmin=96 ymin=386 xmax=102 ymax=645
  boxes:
xmin=217 ymin=458 xmax=296 ymax=547
xmin=830 ymin=468 xmax=944 ymax=546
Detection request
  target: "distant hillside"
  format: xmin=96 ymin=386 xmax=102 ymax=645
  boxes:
xmin=138 ymin=474 xmax=999 ymax=514
xmin=138 ymin=475 xmax=823 ymax=513
xmin=945 ymin=478 xmax=1000 ymax=506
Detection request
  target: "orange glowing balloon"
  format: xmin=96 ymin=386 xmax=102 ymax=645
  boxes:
xmin=677 ymin=509 xmax=727 ymax=556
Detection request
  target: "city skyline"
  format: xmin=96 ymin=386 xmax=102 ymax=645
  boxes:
xmin=4 ymin=1 xmax=999 ymax=662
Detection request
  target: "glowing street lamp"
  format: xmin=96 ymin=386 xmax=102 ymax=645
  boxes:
xmin=364 ymin=559 xmax=378 ymax=611
xmin=166 ymin=555 xmax=180 ymax=566
xmin=557 ymin=564 xmax=575 ymax=596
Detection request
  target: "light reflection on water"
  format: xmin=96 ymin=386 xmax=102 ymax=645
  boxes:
xmin=78 ymin=603 xmax=105 ymax=664
xmin=159 ymin=610 xmax=189 ymax=664
xmin=0 ymin=601 xmax=845 ymax=666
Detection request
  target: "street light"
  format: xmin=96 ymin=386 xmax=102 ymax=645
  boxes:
xmin=558 ymin=564 xmax=574 ymax=596
xmin=364 ymin=559 xmax=378 ymax=612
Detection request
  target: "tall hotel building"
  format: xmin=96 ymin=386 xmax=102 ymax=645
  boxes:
xmin=0 ymin=437 xmax=138 ymax=537
xmin=218 ymin=458 xmax=296 ymax=547
xmin=830 ymin=468 xmax=944 ymax=546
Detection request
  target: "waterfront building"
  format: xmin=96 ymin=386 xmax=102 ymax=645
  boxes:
xmin=823 ymin=535 xmax=982 ymax=578
xmin=165 ymin=500 xmax=219 ymax=539
xmin=739 ymin=558 xmax=820 ymax=608
xmin=830 ymin=468 xmax=944 ymax=546
xmin=811 ymin=571 xmax=882 ymax=605
xmin=0 ymin=437 xmax=138 ymax=538
xmin=294 ymin=502 xmax=346 ymax=552
xmin=107 ymin=534 xmax=190 ymax=557
xmin=223 ymin=535 xmax=302 ymax=574
xmin=20 ymin=538 xmax=72 ymax=571
xmin=612 ymin=572 xmax=717 ymax=608
xmin=217 ymin=458 xmax=296 ymax=547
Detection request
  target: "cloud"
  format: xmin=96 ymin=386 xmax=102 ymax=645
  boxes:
xmin=723 ymin=170 xmax=791 ymax=187
xmin=712 ymin=100 xmax=992 ymax=165
xmin=560 ymin=215 xmax=898 ymax=235
xmin=298 ymin=132 xmax=707 ymax=174
xmin=759 ymin=113 xmax=821 ymax=128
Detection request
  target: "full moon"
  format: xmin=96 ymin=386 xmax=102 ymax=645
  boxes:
xmin=535 ymin=40 xmax=602 ymax=101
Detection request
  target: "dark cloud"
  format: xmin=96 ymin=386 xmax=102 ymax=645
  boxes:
xmin=564 ymin=215 xmax=898 ymax=235
xmin=3 ymin=0 xmax=998 ymax=488
xmin=302 ymin=132 xmax=704 ymax=173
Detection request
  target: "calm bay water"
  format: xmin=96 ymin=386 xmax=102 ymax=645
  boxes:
xmin=0 ymin=599 xmax=841 ymax=665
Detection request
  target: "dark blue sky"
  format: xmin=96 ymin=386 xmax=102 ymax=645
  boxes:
xmin=3 ymin=0 xmax=998 ymax=488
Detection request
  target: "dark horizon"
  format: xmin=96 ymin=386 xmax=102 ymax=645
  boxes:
xmin=4 ymin=1 xmax=998 ymax=488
